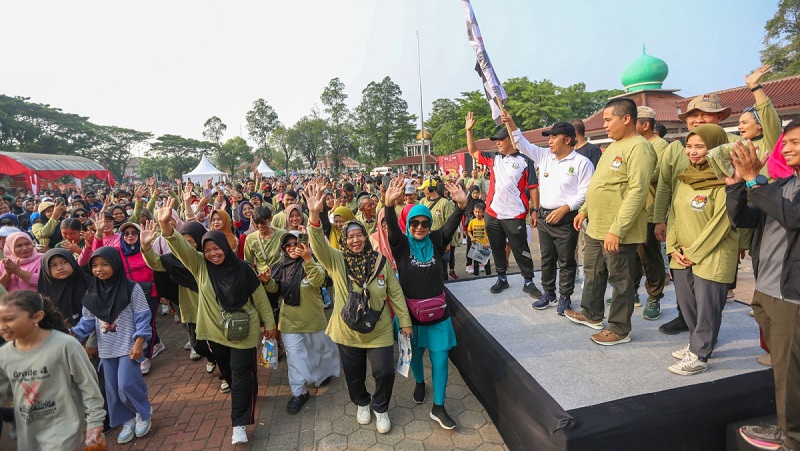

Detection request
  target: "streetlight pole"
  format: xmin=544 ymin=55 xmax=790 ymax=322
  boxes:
xmin=417 ymin=31 xmax=426 ymax=175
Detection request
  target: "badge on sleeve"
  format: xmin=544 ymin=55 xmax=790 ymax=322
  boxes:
xmin=612 ymin=156 xmax=623 ymax=169
xmin=377 ymin=274 xmax=385 ymax=287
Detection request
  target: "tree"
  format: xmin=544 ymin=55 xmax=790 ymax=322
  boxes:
xmin=83 ymin=126 xmax=153 ymax=181
xmin=426 ymin=98 xmax=463 ymax=155
xmin=353 ymin=76 xmax=416 ymax=166
xmin=269 ymin=125 xmax=295 ymax=174
xmin=216 ymin=136 xmax=252 ymax=175
xmin=760 ymin=0 xmax=800 ymax=79
xmin=288 ymin=114 xmax=327 ymax=171
xmin=320 ymin=78 xmax=355 ymax=175
xmin=145 ymin=134 xmax=215 ymax=179
xmin=0 ymin=95 xmax=98 ymax=155
xmin=203 ymin=116 xmax=227 ymax=147
xmin=245 ymin=99 xmax=280 ymax=151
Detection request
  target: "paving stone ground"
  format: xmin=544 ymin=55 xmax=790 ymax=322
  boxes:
xmin=0 ymin=233 xmax=755 ymax=450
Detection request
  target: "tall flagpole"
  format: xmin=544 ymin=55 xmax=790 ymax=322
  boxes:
xmin=417 ymin=31 xmax=426 ymax=175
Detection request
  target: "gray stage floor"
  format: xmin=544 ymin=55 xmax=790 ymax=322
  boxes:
xmin=447 ymin=274 xmax=764 ymax=411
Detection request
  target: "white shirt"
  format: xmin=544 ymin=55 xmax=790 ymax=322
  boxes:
xmin=512 ymin=129 xmax=594 ymax=211
xmin=477 ymin=149 xmax=538 ymax=220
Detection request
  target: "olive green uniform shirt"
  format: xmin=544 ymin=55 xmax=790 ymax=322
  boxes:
xmin=579 ymin=135 xmax=656 ymax=243
xmin=265 ymin=259 xmax=328 ymax=333
xmin=666 ymin=182 xmax=738 ymax=284
xmin=421 ymin=196 xmax=458 ymax=246
xmin=142 ymin=248 xmax=200 ymax=324
xmin=243 ymin=228 xmax=287 ymax=275
xmin=645 ymin=136 xmax=669 ymax=223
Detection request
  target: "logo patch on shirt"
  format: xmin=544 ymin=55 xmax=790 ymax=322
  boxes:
xmin=301 ymin=277 xmax=310 ymax=286
xmin=568 ymin=167 xmax=575 ymax=175
xmin=377 ymin=274 xmax=385 ymax=286
xmin=691 ymin=195 xmax=708 ymax=210
xmin=612 ymin=156 xmax=623 ymax=169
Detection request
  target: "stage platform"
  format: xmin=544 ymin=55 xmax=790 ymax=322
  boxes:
xmin=446 ymin=274 xmax=776 ymax=451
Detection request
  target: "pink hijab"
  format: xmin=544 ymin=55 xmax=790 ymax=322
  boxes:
xmin=399 ymin=204 xmax=414 ymax=234
xmin=370 ymin=208 xmax=396 ymax=271
xmin=1 ymin=232 xmax=43 ymax=291
xmin=768 ymin=133 xmax=794 ymax=179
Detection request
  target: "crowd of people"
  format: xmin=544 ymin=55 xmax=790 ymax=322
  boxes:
xmin=0 ymin=65 xmax=797 ymax=450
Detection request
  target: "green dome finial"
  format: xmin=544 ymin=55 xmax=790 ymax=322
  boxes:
xmin=621 ymin=45 xmax=668 ymax=93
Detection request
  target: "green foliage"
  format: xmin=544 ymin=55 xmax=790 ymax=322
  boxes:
xmin=245 ymin=99 xmax=280 ymax=150
xmin=353 ymin=76 xmax=416 ymax=166
xmin=216 ymin=136 xmax=252 ymax=176
xmin=425 ymin=78 xmax=623 ymax=154
xmin=761 ymin=0 xmax=800 ymax=79
xmin=203 ymin=116 xmax=227 ymax=146
xmin=84 ymin=126 xmax=153 ymax=181
xmin=288 ymin=114 xmax=327 ymax=171
xmin=269 ymin=125 xmax=294 ymax=174
xmin=320 ymin=77 xmax=355 ymax=175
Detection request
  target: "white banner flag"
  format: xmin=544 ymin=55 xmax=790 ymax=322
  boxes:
xmin=463 ymin=0 xmax=508 ymax=125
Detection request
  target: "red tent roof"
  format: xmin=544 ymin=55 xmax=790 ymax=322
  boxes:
xmin=0 ymin=151 xmax=115 ymax=193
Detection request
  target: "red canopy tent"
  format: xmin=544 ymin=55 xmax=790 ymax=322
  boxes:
xmin=0 ymin=151 xmax=115 ymax=194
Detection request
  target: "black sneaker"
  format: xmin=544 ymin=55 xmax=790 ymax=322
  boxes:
xmin=490 ymin=278 xmax=510 ymax=294
xmin=523 ymin=282 xmax=543 ymax=299
xmin=430 ymin=404 xmax=457 ymax=430
xmin=317 ymin=376 xmax=332 ymax=387
xmin=659 ymin=314 xmax=689 ymax=335
xmin=413 ymin=382 xmax=426 ymax=404
xmin=286 ymin=392 xmax=310 ymax=414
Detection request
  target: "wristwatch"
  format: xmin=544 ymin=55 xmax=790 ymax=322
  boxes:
xmin=745 ymin=175 xmax=768 ymax=189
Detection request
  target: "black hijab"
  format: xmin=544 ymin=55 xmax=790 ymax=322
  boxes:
xmin=270 ymin=232 xmax=304 ymax=307
xmin=82 ymin=246 xmax=136 ymax=324
xmin=37 ymin=249 xmax=89 ymax=326
xmin=202 ymin=230 xmax=261 ymax=312
xmin=160 ymin=222 xmax=206 ymax=292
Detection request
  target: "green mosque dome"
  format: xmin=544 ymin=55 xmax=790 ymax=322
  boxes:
xmin=621 ymin=45 xmax=669 ymax=93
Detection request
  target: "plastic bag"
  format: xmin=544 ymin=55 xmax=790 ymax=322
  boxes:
xmin=258 ymin=337 xmax=278 ymax=369
xmin=467 ymin=242 xmax=491 ymax=265
xmin=396 ymin=334 xmax=412 ymax=377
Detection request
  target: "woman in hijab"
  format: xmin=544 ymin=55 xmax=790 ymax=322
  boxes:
xmin=157 ymin=197 xmax=277 ymax=445
xmin=265 ymin=232 xmax=340 ymax=414
xmin=110 ymin=205 xmax=128 ymax=232
xmin=233 ymin=200 xmax=254 ymax=236
xmin=70 ymin=206 xmax=94 ymax=231
xmin=140 ymin=220 xmax=220 ymax=381
xmin=369 ymin=209 xmax=397 ymax=274
xmin=0 ymin=232 xmax=44 ymax=293
xmin=31 ymin=201 xmax=67 ymax=250
xmin=325 ymin=206 xmax=355 ymax=250
xmin=38 ymin=248 xmax=89 ymax=326
xmin=71 ymin=246 xmax=153 ymax=444
xmin=208 ymin=209 xmax=239 ymax=251
xmin=284 ymin=203 xmax=306 ymax=232
xmin=383 ymin=177 xmax=466 ymax=430
xmin=304 ymin=181 xmax=411 ymax=435
xmin=666 ymin=124 xmax=739 ymax=377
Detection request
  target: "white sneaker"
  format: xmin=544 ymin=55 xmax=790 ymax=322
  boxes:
xmin=206 ymin=360 xmax=216 ymax=373
xmin=220 ymin=380 xmax=230 ymax=393
xmin=465 ymin=265 xmax=472 ymax=273
xmin=375 ymin=411 xmax=391 ymax=434
xmin=231 ymin=425 xmax=248 ymax=444
xmin=672 ymin=343 xmax=690 ymax=360
xmin=118 ymin=418 xmax=136 ymax=444
xmin=479 ymin=264 xmax=485 ymax=273
xmin=140 ymin=358 xmax=151 ymax=375
xmin=668 ymin=351 xmax=708 ymax=376
xmin=189 ymin=349 xmax=201 ymax=360
xmin=160 ymin=304 xmax=170 ymax=315
xmin=134 ymin=407 xmax=152 ymax=437
xmin=356 ymin=405 xmax=371 ymax=425
xmin=183 ymin=341 xmax=192 ymax=351
xmin=173 ymin=314 xmax=181 ymax=323
xmin=151 ymin=341 xmax=166 ymax=359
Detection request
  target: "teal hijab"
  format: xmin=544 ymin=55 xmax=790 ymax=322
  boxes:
xmin=405 ymin=204 xmax=434 ymax=263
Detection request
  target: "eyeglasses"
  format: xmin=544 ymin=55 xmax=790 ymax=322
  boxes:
xmin=409 ymin=219 xmax=431 ymax=229
xmin=283 ymin=242 xmax=298 ymax=249
xmin=123 ymin=230 xmax=140 ymax=237
xmin=73 ymin=213 xmax=87 ymax=218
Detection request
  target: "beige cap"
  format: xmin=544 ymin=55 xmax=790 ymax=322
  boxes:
xmin=637 ymin=106 xmax=657 ymax=119
xmin=678 ymin=94 xmax=732 ymax=122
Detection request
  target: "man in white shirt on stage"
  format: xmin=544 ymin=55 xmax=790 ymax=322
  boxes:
xmin=504 ymin=114 xmax=594 ymax=314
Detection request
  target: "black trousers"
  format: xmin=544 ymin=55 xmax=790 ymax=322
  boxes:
xmin=208 ymin=341 xmax=258 ymax=426
xmin=337 ymin=344 xmax=395 ymax=413
xmin=537 ymin=218 xmax=579 ymax=296
xmin=784 ymin=306 xmax=800 ymax=448
xmin=633 ymin=223 xmax=667 ymax=299
xmin=485 ymin=214 xmax=534 ymax=279
xmin=187 ymin=322 xmax=216 ymax=364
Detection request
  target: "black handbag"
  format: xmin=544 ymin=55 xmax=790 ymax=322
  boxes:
xmin=340 ymin=257 xmax=386 ymax=334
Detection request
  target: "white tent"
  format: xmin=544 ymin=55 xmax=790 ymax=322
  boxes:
xmin=255 ymin=160 xmax=276 ymax=177
xmin=182 ymin=155 xmax=227 ymax=183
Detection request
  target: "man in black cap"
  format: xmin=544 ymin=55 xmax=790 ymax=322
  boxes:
xmin=505 ymin=114 xmax=595 ymax=314
xmin=465 ymin=111 xmax=543 ymax=298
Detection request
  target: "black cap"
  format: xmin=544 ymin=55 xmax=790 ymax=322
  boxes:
xmin=489 ymin=126 xmax=510 ymax=141
xmin=542 ymin=122 xmax=576 ymax=139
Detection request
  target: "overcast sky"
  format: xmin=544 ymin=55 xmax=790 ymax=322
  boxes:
xmin=2 ymin=0 xmax=777 ymax=147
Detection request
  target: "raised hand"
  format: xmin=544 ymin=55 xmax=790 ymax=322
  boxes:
xmin=745 ymin=64 xmax=772 ymax=88
xmin=445 ymin=181 xmax=467 ymax=210
xmin=158 ymin=197 xmax=175 ymax=224
xmin=182 ymin=182 xmax=193 ymax=203
xmin=465 ymin=111 xmax=476 ymax=132
xmin=304 ymin=182 xmax=325 ymax=213
xmin=134 ymin=184 xmax=146 ymax=201
xmin=53 ymin=204 xmax=68 ymax=219
xmin=384 ymin=177 xmax=405 ymax=207
xmin=140 ymin=220 xmax=159 ymax=250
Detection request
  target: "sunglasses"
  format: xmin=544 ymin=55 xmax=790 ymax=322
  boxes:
xmin=409 ymin=219 xmax=431 ymax=229
xmin=283 ymin=242 xmax=298 ymax=249
xmin=0 ymin=221 xmax=13 ymax=226
xmin=73 ymin=213 xmax=87 ymax=218
xmin=123 ymin=230 xmax=140 ymax=237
